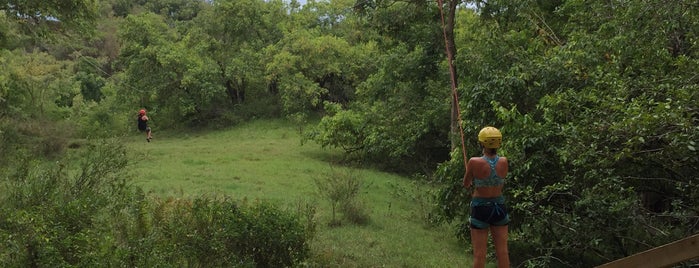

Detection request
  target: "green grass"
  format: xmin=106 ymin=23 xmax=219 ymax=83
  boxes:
xmin=124 ymin=119 xmax=472 ymax=267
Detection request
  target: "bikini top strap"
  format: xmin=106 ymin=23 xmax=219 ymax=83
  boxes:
xmin=482 ymin=155 xmax=499 ymax=176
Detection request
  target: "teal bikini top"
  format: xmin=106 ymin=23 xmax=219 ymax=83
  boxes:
xmin=473 ymin=155 xmax=505 ymax=188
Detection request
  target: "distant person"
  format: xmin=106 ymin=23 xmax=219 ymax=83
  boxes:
xmin=463 ymin=126 xmax=509 ymax=268
xmin=137 ymin=109 xmax=153 ymax=142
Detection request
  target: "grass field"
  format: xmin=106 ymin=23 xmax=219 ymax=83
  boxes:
xmin=124 ymin=119 xmax=472 ymax=267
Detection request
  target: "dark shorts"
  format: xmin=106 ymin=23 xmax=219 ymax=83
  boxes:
xmin=139 ymin=126 xmax=151 ymax=132
xmin=469 ymin=196 xmax=510 ymax=229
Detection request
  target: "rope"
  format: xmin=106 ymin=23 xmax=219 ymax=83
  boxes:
xmin=436 ymin=0 xmax=468 ymax=169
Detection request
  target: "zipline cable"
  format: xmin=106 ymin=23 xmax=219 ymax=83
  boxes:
xmin=63 ymin=37 xmax=159 ymax=109
xmin=436 ymin=0 xmax=468 ymax=169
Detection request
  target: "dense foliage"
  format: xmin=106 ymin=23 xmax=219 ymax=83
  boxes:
xmin=435 ymin=0 xmax=699 ymax=266
xmin=0 ymin=142 xmax=310 ymax=267
xmin=1 ymin=0 xmax=697 ymax=266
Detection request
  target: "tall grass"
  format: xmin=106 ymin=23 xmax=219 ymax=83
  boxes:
xmin=125 ymin=119 xmax=472 ymax=267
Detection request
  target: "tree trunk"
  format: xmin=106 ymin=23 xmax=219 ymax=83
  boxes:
xmin=445 ymin=0 xmax=460 ymax=151
xmin=225 ymin=79 xmax=237 ymax=104
xmin=219 ymin=62 xmax=245 ymax=105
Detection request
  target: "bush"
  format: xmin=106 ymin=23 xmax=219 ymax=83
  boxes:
xmin=340 ymin=199 xmax=371 ymax=225
xmin=25 ymin=119 xmax=74 ymax=159
xmin=109 ymin=196 xmax=310 ymax=267
xmin=0 ymin=140 xmax=130 ymax=267
xmin=1 ymin=118 xmax=75 ymax=160
xmin=0 ymin=140 xmax=312 ymax=267
xmin=70 ymin=94 xmax=130 ymax=139
xmin=0 ymin=119 xmax=22 ymax=167
xmin=314 ymin=167 xmax=370 ymax=226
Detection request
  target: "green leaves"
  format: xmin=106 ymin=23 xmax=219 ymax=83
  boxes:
xmin=0 ymin=141 xmax=311 ymax=267
xmin=0 ymin=0 xmax=98 ymax=40
xmin=0 ymin=50 xmax=76 ymax=119
xmin=307 ymin=41 xmax=451 ymax=172
xmin=431 ymin=1 xmax=699 ymax=266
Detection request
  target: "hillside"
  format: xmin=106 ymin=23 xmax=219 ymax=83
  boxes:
xmin=125 ymin=119 xmax=473 ymax=267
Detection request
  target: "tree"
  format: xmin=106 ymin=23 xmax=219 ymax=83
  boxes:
xmin=436 ymin=0 xmax=461 ymax=151
xmin=0 ymin=50 xmax=77 ymax=119
xmin=0 ymin=0 xmax=98 ymax=44
xmin=307 ymin=0 xmax=452 ymax=172
xmin=74 ymin=57 xmax=107 ymax=103
xmin=264 ymin=29 xmax=372 ymax=120
xmin=191 ymin=0 xmax=285 ymax=107
xmin=117 ymin=12 xmax=229 ymax=126
xmin=143 ymin=0 xmax=206 ymax=21
xmin=435 ymin=1 xmax=699 ymax=266
xmin=116 ymin=1 xmax=292 ymax=126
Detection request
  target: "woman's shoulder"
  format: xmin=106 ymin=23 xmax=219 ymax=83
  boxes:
xmin=496 ymin=156 xmax=508 ymax=168
xmin=468 ymin=156 xmax=485 ymax=162
xmin=469 ymin=155 xmax=508 ymax=164
xmin=467 ymin=157 xmax=488 ymax=168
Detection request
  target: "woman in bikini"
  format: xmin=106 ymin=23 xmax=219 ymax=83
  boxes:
xmin=463 ymin=126 xmax=509 ymax=268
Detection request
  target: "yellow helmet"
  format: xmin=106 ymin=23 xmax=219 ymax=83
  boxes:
xmin=478 ymin=126 xmax=502 ymax=148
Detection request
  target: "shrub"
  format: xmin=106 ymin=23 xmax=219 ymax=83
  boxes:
xmin=1 ymin=118 xmax=75 ymax=160
xmin=314 ymin=167 xmax=370 ymax=226
xmin=340 ymin=199 xmax=370 ymax=225
xmin=115 ymin=196 xmax=310 ymax=267
xmin=0 ymin=140 xmax=312 ymax=267
xmin=71 ymin=97 xmax=130 ymax=139
xmin=0 ymin=140 xmax=130 ymax=267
